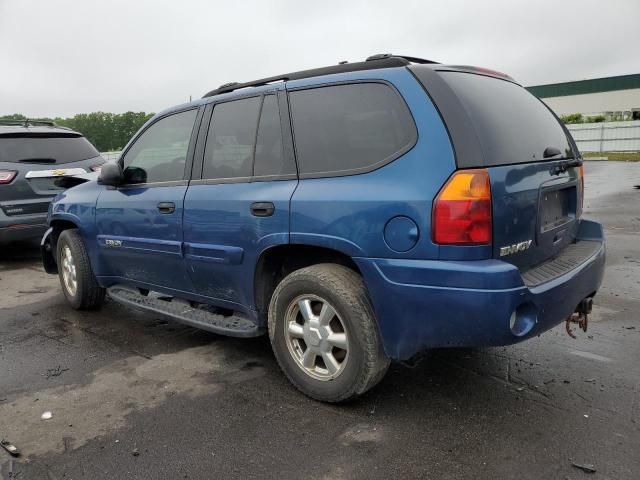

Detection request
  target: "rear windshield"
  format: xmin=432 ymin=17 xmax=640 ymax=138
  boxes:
xmin=441 ymin=72 xmax=573 ymax=166
xmin=0 ymin=134 xmax=100 ymax=164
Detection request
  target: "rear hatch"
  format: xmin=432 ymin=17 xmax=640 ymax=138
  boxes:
xmin=0 ymin=132 xmax=102 ymax=217
xmin=410 ymin=66 xmax=584 ymax=273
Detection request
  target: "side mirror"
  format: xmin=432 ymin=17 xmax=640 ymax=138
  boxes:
xmin=98 ymin=162 xmax=123 ymax=187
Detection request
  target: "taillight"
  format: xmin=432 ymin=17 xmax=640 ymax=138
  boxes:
xmin=433 ymin=169 xmax=492 ymax=245
xmin=0 ymin=170 xmax=17 ymax=184
xmin=578 ymin=164 xmax=585 ymax=211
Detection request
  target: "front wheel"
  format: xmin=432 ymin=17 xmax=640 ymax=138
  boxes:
xmin=56 ymin=229 xmax=105 ymax=310
xmin=268 ymin=264 xmax=389 ymax=402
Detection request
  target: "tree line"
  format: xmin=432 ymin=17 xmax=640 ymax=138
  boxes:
xmin=0 ymin=112 xmax=154 ymax=152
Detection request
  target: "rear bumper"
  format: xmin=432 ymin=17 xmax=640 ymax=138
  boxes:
xmin=0 ymin=214 xmax=48 ymax=243
xmin=355 ymin=219 xmax=606 ymax=360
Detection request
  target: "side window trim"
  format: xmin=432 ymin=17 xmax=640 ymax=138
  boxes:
xmin=251 ymin=91 xmax=298 ymax=181
xmin=285 ymin=79 xmax=418 ymax=180
xmin=191 ymin=90 xmax=298 ymax=186
xmin=189 ymin=103 xmax=213 ymax=182
xmin=117 ymin=106 xmax=202 ymax=188
xmin=250 ymin=96 xmax=266 ymax=177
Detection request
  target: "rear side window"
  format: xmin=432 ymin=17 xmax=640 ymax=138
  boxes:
xmin=254 ymin=95 xmax=292 ymax=177
xmin=289 ymin=83 xmax=416 ymax=177
xmin=122 ymin=109 xmax=197 ymax=184
xmin=202 ymin=95 xmax=295 ymax=180
xmin=203 ymin=97 xmax=261 ymax=180
xmin=0 ymin=135 xmax=99 ymax=164
xmin=441 ymin=72 xmax=573 ymax=166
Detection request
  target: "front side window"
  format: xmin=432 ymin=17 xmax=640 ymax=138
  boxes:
xmin=289 ymin=83 xmax=416 ymax=176
xmin=122 ymin=109 xmax=197 ymax=184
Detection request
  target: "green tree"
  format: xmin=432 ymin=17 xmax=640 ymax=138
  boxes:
xmin=1 ymin=111 xmax=154 ymax=151
xmin=0 ymin=113 xmax=28 ymax=121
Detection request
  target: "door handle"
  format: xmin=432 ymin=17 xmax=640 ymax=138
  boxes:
xmin=250 ymin=202 xmax=275 ymax=217
xmin=157 ymin=202 xmax=176 ymax=214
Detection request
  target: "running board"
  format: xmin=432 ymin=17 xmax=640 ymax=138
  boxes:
xmin=107 ymin=285 xmax=262 ymax=337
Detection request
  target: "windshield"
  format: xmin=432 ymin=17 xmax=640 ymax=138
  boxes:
xmin=441 ymin=72 xmax=574 ymax=166
xmin=0 ymin=134 xmax=100 ymax=164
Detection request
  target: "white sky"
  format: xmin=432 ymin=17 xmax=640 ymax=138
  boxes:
xmin=1 ymin=0 xmax=638 ymax=118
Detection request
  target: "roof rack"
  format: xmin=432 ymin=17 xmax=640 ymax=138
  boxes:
xmin=203 ymin=54 xmax=439 ymax=98
xmin=0 ymin=118 xmax=58 ymax=127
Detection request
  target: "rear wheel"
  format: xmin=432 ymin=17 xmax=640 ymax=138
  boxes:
xmin=57 ymin=229 xmax=105 ymax=310
xmin=268 ymin=264 xmax=389 ymax=402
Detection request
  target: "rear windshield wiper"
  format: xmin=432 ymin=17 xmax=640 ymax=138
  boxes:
xmin=551 ymin=158 xmax=583 ymax=175
xmin=18 ymin=158 xmax=57 ymax=164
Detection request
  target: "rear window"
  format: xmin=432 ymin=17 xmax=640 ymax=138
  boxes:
xmin=289 ymin=83 xmax=416 ymax=177
xmin=0 ymin=134 xmax=99 ymax=164
xmin=203 ymin=97 xmax=261 ymax=180
xmin=441 ymin=72 xmax=573 ymax=166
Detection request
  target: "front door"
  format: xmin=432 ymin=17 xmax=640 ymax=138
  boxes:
xmin=96 ymin=108 xmax=201 ymax=293
xmin=183 ymin=91 xmax=298 ymax=311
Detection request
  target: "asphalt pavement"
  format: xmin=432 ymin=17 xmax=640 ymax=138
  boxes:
xmin=1 ymin=161 xmax=639 ymax=479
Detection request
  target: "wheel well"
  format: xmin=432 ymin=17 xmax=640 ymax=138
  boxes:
xmin=254 ymin=245 xmax=361 ymax=320
xmin=49 ymin=220 xmax=78 ymax=257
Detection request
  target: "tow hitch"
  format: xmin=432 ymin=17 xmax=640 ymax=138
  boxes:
xmin=565 ymin=297 xmax=593 ymax=339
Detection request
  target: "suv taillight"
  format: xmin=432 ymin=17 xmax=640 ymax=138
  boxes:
xmin=433 ymin=169 xmax=492 ymax=245
xmin=0 ymin=170 xmax=17 ymax=184
xmin=578 ymin=163 xmax=585 ymax=212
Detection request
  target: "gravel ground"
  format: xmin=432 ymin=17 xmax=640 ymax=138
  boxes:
xmin=0 ymin=161 xmax=638 ymax=480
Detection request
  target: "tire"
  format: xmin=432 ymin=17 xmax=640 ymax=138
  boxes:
xmin=56 ymin=229 xmax=105 ymax=310
xmin=268 ymin=264 xmax=389 ymax=402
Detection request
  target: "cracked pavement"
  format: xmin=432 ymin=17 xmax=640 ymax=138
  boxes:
xmin=1 ymin=161 xmax=639 ymax=479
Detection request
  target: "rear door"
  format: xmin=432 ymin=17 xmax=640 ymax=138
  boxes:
xmin=410 ymin=67 xmax=583 ymax=271
xmin=183 ymin=91 xmax=298 ymax=310
xmin=0 ymin=132 xmax=102 ymax=218
xmin=95 ymin=108 xmax=200 ymax=292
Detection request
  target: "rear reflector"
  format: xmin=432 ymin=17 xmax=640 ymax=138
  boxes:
xmin=433 ymin=169 xmax=492 ymax=245
xmin=0 ymin=170 xmax=17 ymax=184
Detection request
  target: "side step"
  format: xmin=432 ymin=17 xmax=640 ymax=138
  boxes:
xmin=107 ymin=285 xmax=262 ymax=338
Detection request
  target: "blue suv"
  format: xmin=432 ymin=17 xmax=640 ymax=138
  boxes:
xmin=42 ymin=54 xmax=605 ymax=402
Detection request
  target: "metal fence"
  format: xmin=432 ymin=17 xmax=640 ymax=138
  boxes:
xmin=566 ymin=120 xmax=640 ymax=153
xmin=100 ymin=151 xmax=121 ymax=162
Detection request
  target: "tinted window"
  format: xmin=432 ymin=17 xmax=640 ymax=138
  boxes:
xmin=0 ymin=134 xmax=99 ymax=164
xmin=203 ymin=97 xmax=261 ymax=180
xmin=441 ymin=72 xmax=573 ymax=166
xmin=122 ymin=109 xmax=197 ymax=184
xmin=254 ymin=95 xmax=293 ymax=177
xmin=289 ymin=83 xmax=416 ymax=176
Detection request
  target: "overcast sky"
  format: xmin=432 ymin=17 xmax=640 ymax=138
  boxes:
xmin=1 ymin=0 xmax=638 ymax=118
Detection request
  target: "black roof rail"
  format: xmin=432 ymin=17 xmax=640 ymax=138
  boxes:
xmin=365 ymin=53 xmax=438 ymax=64
xmin=0 ymin=118 xmax=59 ymax=127
xmin=203 ymin=54 xmax=439 ymax=98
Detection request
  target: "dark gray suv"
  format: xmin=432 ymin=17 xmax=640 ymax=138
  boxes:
xmin=0 ymin=120 xmax=104 ymax=244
